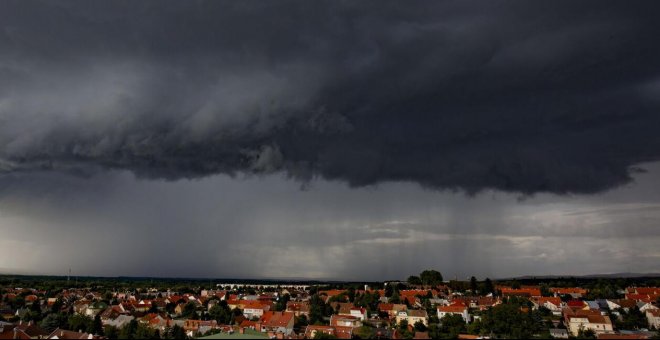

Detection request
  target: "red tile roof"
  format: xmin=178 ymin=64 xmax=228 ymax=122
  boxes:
xmin=319 ymin=290 xmax=346 ymax=297
xmin=438 ymin=305 xmax=467 ymax=313
xmin=500 ymin=287 xmax=542 ymax=297
xmin=260 ymin=311 xmax=294 ymax=328
xmin=567 ymin=300 xmax=585 ymax=307
xmin=550 ymin=287 xmax=588 ymax=295
xmin=400 ymin=290 xmax=430 ymax=297
xmin=378 ymin=303 xmax=394 ymax=311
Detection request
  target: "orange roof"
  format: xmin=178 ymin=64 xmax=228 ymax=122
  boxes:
xmin=241 ymin=300 xmax=271 ymax=309
xmin=550 ymin=287 xmax=588 ymax=294
xmin=567 ymin=300 xmax=585 ymax=307
xmin=625 ymin=293 xmax=658 ymax=303
xmin=586 ymin=315 xmax=610 ymax=324
xmin=334 ymin=326 xmax=354 ymax=339
xmin=635 ymin=287 xmax=660 ymax=294
xmin=610 ymin=299 xmax=637 ymax=309
xmin=239 ymin=320 xmax=257 ymax=328
xmin=404 ymin=296 xmax=417 ymax=305
xmin=319 ymin=290 xmax=346 ymax=297
xmin=286 ymin=301 xmax=309 ymax=312
xmin=260 ymin=311 xmax=294 ymax=328
xmin=378 ymin=303 xmax=393 ymax=311
xmin=438 ymin=305 xmax=467 ymax=313
xmin=500 ymin=287 xmax=541 ymax=297
xmin=400 ymin=290 xmax=430 ymax=297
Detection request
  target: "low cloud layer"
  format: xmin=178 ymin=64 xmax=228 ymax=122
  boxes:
xmin=1 ymin=163 xmax=660 ymax=279
xmin=1 ymin=2 xmax=660 ymax=194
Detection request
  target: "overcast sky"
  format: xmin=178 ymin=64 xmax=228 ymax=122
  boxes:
xmin=1 ymin=1 xmax=660 ymax=280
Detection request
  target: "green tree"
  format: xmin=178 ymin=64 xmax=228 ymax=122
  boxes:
xmin=275 ymin=294 xmax=290 ymax=311
xmin=313 ymin=332 xmax=337 ymax=339
xmin=440 ymin=314 xmax=466 ymax=337
xmin=182 ymin=301 xmax=197 ymax=318
xmin=419 ymin=270 xmax=444 ymax=286
xmin=470 ymin=276 xmax=478 ymax=293
xmin=104 ymin=325 xmax=119 ymax=339
xmin=91 ymin=315 xmax=104 ymax=335
xmin=479 ymin=301 xmax=543 ymax=338
xmin=384 ymin=284 xmax=394 ymax=298
xmin=389 ymin=290 xmax=401 ymax=304
xmin=167 ymin=324 xmax=186 ymax=339
xmin=616 ymin=307 xmax=648 ymax=330
xmin=134 ymin=323 xmax=158 ymax=339
xmin=119 ymin=319 xmax=138 ymax=339
xmin=309 ymin=294 xmax=333 ymax=325
xmin=353 ymin=325 xmax=376 ymax=339
xmin=577 ymin=328 xmax=596 ymax=339
xmin=68 ymin=314 xmax=93 ymax=333
xmin=40 ymin=313 xmax=68 ymax=332
xmin=209 ymin=302 xmax=232 ymax=324
xmin=483 ymin=278 xmax=494 ymax=296
xmin=540 ymin=284 xmax=551 ymax=297
xmin=413 ymin=320 xmax=427 ymax=332
xmin=397 ymin=319 xmax=414 ymax=339
xmin=295 ymin=314 xmax=309 ymax=330
xmin=50 ymin=298 xmax=63 ymax=313
xmin=407 ymin=276 xmax=422 ymax=286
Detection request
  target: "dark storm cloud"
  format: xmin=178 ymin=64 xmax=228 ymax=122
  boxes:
xmin=2 ymin=1 xmax=660 ymax=194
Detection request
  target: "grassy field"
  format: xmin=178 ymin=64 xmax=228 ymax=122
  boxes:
xmin=198 ymin=329 xmax=268 ymax=339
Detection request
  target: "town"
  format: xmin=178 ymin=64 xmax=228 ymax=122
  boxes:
xmin=1 ymin=271 xmax=659 ymax=339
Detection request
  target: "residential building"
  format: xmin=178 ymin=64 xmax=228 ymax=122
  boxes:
xmin=396 ymin=309 xmax=429 ymax=326
xmin=437 ymin=305 xmax=470 ymax=323
xmin=646 ymin=309 xmax=660 ymax=330
xmin=257 ymin=311 xmax=295 ymax=336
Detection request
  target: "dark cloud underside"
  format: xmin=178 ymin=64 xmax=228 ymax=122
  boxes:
xmin=1 ymin=1 xmax=660 ymax=194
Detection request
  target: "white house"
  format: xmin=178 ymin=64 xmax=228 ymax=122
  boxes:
xmin=532 ymin=297 xmax=563 ymax=316
xmin=639 ymin=302 xmax=659 ymax=313
xmin=349 ymin=308 xmax=367 ymax=321
xmin=437 ymin=305 xmax=470 ymax=323
xmin=243 ymin=305 xmax=270 ymax=319
xmin=647 ymin=309 xmax=660 ymax=330
xmin=565 ymin=314 xmax=613 ymax=337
